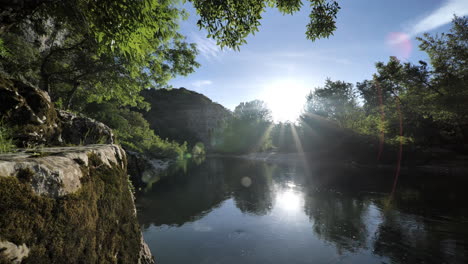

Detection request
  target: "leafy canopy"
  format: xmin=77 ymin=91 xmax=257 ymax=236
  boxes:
xmin=190 ymin=0 xmax=341 ymax=49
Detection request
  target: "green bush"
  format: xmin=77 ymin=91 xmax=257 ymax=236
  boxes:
xmin=84 ymin=102 xmax=188 ymax=159
xmin=192 ymin=142 xmax=206 ymax=156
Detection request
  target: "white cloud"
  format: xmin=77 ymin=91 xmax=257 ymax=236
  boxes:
xmin=191 ymin=79 xmax=213 ymax=88
xmin=190 ymin=32 xmax=222 ymax=60
xmin=406 ymin=0 xmax=468 ymax=36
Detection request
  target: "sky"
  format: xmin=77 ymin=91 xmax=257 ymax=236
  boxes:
xmin=169 ymin=0 xmax=468 ymax=122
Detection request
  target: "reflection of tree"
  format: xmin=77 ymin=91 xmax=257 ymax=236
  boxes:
xmin=136 ymin=158 xmax=277 ymax=226
xmin=225 ymin=161 xmax=275 ymax=215
xmin=303 ymin=190 xmax=369 ymax=254
xmin=373 ymin=197 xmax=468 ymax=264
xmin=136 ymin=158 xmax=228 ymax=227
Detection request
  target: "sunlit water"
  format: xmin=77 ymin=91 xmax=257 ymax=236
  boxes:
xmin=136 ymin=158 xmax=468 ymax=264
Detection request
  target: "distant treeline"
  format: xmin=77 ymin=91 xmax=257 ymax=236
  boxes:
xmin=213 ymin=17 xmax=468 ymax=158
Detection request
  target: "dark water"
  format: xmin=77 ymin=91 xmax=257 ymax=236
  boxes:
xmin=136 ymin=158 xmax=468 ymax=264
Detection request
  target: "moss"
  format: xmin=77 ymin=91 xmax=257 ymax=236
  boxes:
xmin=0 ymin=153 xmax=141 ymax=263
xmin=16 ymin=168 xmax=34 ymax=183
xmin=0 ymin=253 xmax=11 ymax=264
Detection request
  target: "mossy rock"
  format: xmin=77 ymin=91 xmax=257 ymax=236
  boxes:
xmin=0 ymin=76 xmax=59 ymax=147
xmin=0 ymin=153 xmax=142 ymax=263
xmin=0 ymin=76 xmax=114 ymax=148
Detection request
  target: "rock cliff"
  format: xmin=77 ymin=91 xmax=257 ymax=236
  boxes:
xmin=0 ymin=77 xmax=114 ymax=148
xmin=141 ymin=88 xmax=231 ymax=148
xmin=0 ymin=145 xmax=154 ymax=263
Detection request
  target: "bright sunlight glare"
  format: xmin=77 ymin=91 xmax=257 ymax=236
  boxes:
xmin=276 ymin=189 xmax=302 ymax=212
xmin=259 ymin=79 xmax=310 ymax=123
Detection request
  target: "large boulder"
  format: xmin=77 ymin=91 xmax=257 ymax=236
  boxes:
xmin=58 ymin=110 xmax=114 ymax=145
xmin=0 ymin=77 xmax=60 ymax=147
xmin=126 ymin=150 xmax=172 ymax=189
xmin=0 ymin=144 xmax=154 ymax=263
xmin=0 ymin=76 xmax=114 ymax=147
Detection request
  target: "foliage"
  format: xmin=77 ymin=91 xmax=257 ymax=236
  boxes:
xmin=0 ymin=122 xmax=15 ymax=153
xmin=304 ymin=79 xmax=363 ymax=129
xmin=0 ymin=0 xmax=201 ymax=158
xmin=0 ymin=38 xmax=10 ymax=58
xmin=0 ymin=0 xmax=346 ymax=159
xmin=270 ymin=122 xmax=300 ymax=152
xmin=84 ymin=102 xmax=188 ymax=159
xmin=234 ymin=100 xmax=273 ymax=122
xmin=213 ymin=100 xmax=273 ymax=153
xmin=190 ymin=0 xmax=340 ymax=49
xmin=192 ymin=142 xmax=206 ymax=156
xmin=299 ymin=17 xmax=468 ymax=151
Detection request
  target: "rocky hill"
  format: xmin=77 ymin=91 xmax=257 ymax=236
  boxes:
xmin=141 ymin=88 xmax=231 ymax=149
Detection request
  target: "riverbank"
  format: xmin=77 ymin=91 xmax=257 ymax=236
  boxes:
xmin=211 ymin=151 xmax=468 ymax=177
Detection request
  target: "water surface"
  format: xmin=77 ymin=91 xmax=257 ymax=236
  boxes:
xmin=136 ymin=158 xmax=468 ymax=264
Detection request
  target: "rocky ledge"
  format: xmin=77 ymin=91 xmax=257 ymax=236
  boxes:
xmin=0 ymin=77 xmax=114 ymax=148
xmin=0 ymin=145 xmax=154 ymax=263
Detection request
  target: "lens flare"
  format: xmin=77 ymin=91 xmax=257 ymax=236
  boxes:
xmin=241 ymin=177 xmax=252 ymax=188
xmin=386 ymin=32 xmax=412 ymax=60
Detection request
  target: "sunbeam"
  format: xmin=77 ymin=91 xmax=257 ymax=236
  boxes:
xmin=251 ymin=123 xmax=275 ymax=153
xmin=290 ymin=125 xmax=311 ymax=176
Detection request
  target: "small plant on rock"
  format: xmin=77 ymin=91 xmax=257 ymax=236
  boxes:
xmin=0 ymin=121 xmax=15 ymax=153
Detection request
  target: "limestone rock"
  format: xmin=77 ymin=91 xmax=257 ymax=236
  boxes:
xmin=0 ymin=77 xmax=59 ymax=147
xmin=127 ymin=150 xmax=172 ymax=189
xmin=138 ymin=234 xmax=155 ymax=264
xmin=0 ymin=144 xmax=154 ymax=262
xmin=0 ymin=144 xmax=125 ymax=197
xmin=0 ymin=76 xmax=114 ymax=147
xmin=0 ymin=240 xmax=30 ymax=263
xmin=58 ymin=110 xmax=114 ymax=145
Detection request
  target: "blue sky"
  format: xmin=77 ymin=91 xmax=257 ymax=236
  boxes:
xmin=169 ymin=0 xmax=468 ymax=121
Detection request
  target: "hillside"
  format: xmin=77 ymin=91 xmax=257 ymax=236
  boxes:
xmin=141 ymin=88 xmax=231 ymax=148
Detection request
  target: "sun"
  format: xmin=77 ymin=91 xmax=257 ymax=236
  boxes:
xmin=259 ymin=78 xmax=309 ymax=123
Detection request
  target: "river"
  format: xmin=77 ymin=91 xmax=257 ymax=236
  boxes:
xmin=136 ymin=157 xmax=468 ymax=264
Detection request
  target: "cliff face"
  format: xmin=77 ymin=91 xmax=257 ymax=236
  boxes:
xmin=0 ymin=77 xmax=114 ymax=148
xmin=141 ymin=88 xmax=231 ymax=148
xmin=0 ymin=145 xmax=153 ymax=263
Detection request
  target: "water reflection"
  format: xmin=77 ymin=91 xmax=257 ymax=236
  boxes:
xmin=136 ymin=158 xmax=468 ymax=264
xmin=304 ymin=191 xmax=370 ymax=254
xmin=276 ymin=189 xmax=302 ymax=212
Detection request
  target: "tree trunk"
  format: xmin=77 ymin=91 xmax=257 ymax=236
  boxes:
xmin=66 ymin=81 xmax=80 ymax=110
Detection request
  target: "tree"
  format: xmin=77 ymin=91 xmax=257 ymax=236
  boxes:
xmin=417 ymin=16 xmax=468 ymax=129
xmin=190 ymin=0 xmax=341 ymax=49
xmin=84 ymin=102 xmax=188 ymax=158
xmin=234 ymin=99 xmax=272 ymax=122
xmin=1 ymin=0 xmax=345 ymax=113
xmin=304 ymin=79 xmax=361 ymax=128
xmin=214 ymin=100 xmax=273 ymax=153
xmin=0 ymin=0 xmax=200 ymax=111
xmin=2 ymin=0 xmax=342 ymax=51
xmin=0 ymin=0 xmax=200 ymax=157
xmin=270 ymin=122 xmax=299 ymax=152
